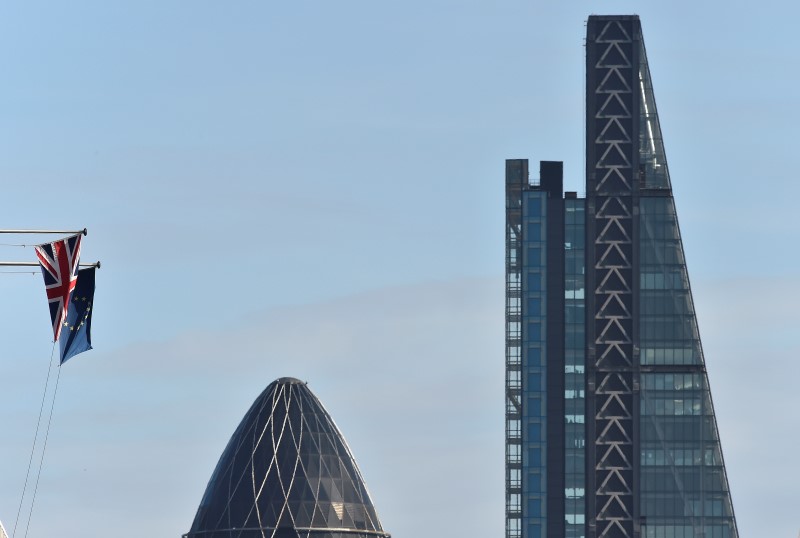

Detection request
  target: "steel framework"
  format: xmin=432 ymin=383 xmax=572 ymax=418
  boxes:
xmin=504 ymin=160 xmax=525 ymax=538
xmin=585 ymin=17 xmax=640 ymax=538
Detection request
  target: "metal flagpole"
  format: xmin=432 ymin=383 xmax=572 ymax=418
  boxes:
xmin=0 ymin=228 xmax=87 ymax=235
xmin=6 ymin=225 xmax=98 ymax=536
xmin=0 ymin=261 xmax=101 ymax=268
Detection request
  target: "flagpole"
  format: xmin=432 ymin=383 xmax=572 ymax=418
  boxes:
xmin=0 ymin=228 xmax=87 ymax=235
xmin=0 ymin=261 xmax=101 ymax=268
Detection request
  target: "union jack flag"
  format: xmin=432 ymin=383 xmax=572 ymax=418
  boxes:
xmin=35 ymin=233 xmax=82 ymax=341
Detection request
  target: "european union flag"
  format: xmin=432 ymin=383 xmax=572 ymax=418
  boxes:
xmin=59 ymin=267 xmax=95 ymax=364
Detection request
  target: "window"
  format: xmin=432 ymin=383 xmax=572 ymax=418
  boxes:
xmin=527 ymin=422 xmax=542 ymax=442
xmin=526 ymin=222 xmax=542 ymax=240
xmin=527 ymin=321 xmax=542 ymax=341
xmin=526 ymin=272 xmax=542 ymax=291
xmin=527 ymin=498 xmax=542 ymax=517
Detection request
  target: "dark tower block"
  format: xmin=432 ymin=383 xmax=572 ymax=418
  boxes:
xmin=585 ymin=15 xmax=640 ymax=538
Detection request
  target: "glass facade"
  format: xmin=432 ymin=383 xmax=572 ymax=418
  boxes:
xmin=635 ymin=17 xmax=737 ymax=536
xmin=522 ymin=191 xmax=547 ymax=538
xmin=639 ymin=198 xmax=700 ymax=366
xmin=639 ymin=197 xmax=738 ymax=538
xmin=564 ymin=199 xmax=586 ymax=538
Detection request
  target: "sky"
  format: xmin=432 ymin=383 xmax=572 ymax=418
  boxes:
xmin=0 ymin=1 xmax=798 ymax=537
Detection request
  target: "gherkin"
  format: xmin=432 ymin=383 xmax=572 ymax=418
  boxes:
xmin=185 ymin=378 xmax=389 ymax=538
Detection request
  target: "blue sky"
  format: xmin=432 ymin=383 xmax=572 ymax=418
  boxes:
xmin=0 ymin=2 xmax=798 ymax=537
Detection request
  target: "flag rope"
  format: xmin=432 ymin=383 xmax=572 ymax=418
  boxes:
xmin=12 ymin=343 xmax=56 ymax=538
xmin=23 ymin=360 xmax=63 ymax=538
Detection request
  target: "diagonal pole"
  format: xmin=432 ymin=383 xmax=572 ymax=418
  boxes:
xmin=0 ymin=229 xmax=86 ymax=235
xmin=0 ymin=262 xmax=101 ymax=268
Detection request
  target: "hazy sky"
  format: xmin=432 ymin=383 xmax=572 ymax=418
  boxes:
xmin=1 ymin=2 xmax=798 ymax=537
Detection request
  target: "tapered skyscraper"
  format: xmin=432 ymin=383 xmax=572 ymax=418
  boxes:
xmin=505 ymin=15 xmax=738 ymax=538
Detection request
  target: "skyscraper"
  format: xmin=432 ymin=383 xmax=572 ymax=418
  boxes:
xmin=505 ymin=15 xmax=738 ymax=538
xmin=185 ymin=377 xmax=390 ymax=538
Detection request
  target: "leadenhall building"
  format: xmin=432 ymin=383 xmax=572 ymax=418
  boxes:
xmin=504 ymin=15 xmax=739 ymax=538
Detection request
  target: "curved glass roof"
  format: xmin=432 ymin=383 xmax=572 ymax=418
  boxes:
xmin=185 ymin=378 xmax=389 ymax=538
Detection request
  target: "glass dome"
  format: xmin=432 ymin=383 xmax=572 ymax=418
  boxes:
xmin=184 ymin=377 xmax=389 ymax=538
